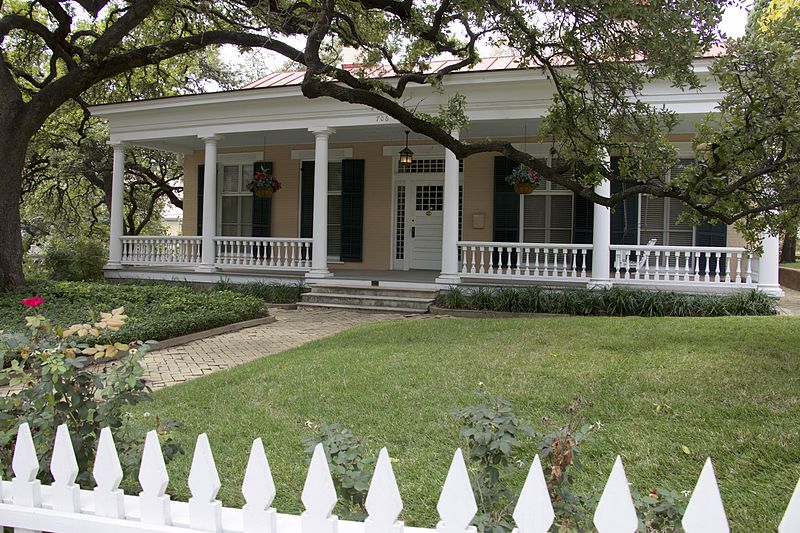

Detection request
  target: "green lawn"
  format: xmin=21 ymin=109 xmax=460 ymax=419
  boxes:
xmin=0 ymin=280 xmax=268 ymax=345
xmin=133 ymin=316 xmax=800 ymax=530
xmin=782 ymin=262 xmax=800 ymax=270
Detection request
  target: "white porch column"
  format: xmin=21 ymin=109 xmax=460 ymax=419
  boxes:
xmin=197 ymin=135 xmax=220 ymax=272
xmin=588 ymin=179 xmax=612 ymax=288
xmin=436 ymin=130 xmax=461 ymax=286
xmin=307 ymin=128 xmax=335 ymax=279
xmin=758 ymin=231 xmax=784 ymax=297
xmin=105 ymin=142 xmax=125 ymax=269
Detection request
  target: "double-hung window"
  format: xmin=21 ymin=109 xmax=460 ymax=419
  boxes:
xmin=218 ymin=163 xmax=254 ymax=237
xmin=521 ymin=161 xmax=574 ymax=244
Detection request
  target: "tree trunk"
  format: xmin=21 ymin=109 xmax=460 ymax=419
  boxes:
xmin=0 ymin=127 xmax=29 ymax=291
xmin=782 ymin=230 xmax=797 ymax=263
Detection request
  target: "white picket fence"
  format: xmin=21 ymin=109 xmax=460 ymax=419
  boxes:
xmin=1 ymin=423 xmax=799 ymax=533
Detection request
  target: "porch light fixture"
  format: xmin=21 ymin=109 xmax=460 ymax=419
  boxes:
xmin=399 ymin=130 xmax=414 ymax=166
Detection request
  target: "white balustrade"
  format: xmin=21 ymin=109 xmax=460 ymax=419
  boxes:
xmin=458 ymin=241 xmax=592 ymax=281
xmin=611 ymin=245 xmax=757 ymax=286
xmin=1 ymin=424 xmax=798 ymax=533
xmin=214 ymin=238 xmax=313 ymax=270
xmin=120 ymin=236 xmax=203 ymax=265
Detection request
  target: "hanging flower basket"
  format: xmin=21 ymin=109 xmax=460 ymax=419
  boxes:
xmin=513 ymin=183 xmax=536 ymax=195
xmin=506 ymin=165 xmax=543 ymax=194
xmin=248 ymin=171 xmax=282 ymax=198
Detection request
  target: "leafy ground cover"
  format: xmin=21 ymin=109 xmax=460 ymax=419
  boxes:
xmin=0 ymin=280 xmax=268 ymax=346
xmin=131 ymin=316 xmax=800 ymax=530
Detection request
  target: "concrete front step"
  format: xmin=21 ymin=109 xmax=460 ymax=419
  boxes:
xmin=301 ymin=292 xmax=433 ymax=310
xmin=309 ymin=284 xmax=439 ymax=300
xmin=297 ymin=301 xmax=429 ymax=314
xmin=298 ymin=284 xmax=439 ymax=313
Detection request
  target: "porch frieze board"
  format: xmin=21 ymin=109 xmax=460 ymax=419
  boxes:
xmin=291 ymin=148 xmax=353 ymax=160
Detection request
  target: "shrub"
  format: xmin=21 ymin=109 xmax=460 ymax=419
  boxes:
xmin=452 ymin=392 xmax=535 ymax=533
xmin=0 ymin=281 xmax=268 ymax=351
xmin=436 ymin=287 xmax=777 ymax=317
xmin=301 ymin=422 xmax=375 ymax=520
xmin=0 ymin=300 xmax=182 ymax=487
xmin=42 ymin=236 xmax=107 ymax=281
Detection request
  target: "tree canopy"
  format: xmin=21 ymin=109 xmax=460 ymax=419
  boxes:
xmin=2 ymin=0 xmax=799 ymax=288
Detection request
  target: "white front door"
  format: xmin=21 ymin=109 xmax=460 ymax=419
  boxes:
xmin=409 ymin=183 xmax=444 ymax=270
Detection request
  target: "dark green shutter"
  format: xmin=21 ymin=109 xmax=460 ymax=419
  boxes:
xmin=493 ymin=156 xmax=519 ymax=242
xmin=252 ymin=162 xmax=272 ymax=238
xmin=610 ymin=157 xmax=639 ymax=246
xmin=300 ymin=161 xmax=315 ymax=239
xmin=573 ymin=196 xmax=594 ymax=244
xmin=341 ymin=159 xmax=365 ymax=262
xmin=196 ymin=164 xmax=204 ymax=235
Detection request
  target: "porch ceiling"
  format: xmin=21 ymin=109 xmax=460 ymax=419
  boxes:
xmin=127 ymin=113 xmax=705 ymax=154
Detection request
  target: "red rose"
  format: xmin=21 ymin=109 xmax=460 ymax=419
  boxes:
xmin=21 ymin=296 xmax=44 ymax=308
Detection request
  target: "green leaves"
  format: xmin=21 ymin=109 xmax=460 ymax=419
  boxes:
xmin=301 ymin=422 xmax=375 ymax=520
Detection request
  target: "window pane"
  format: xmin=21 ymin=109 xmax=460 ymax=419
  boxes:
xmin=241 ymin=164 xmax=253 ymax=191
xmin=222 ymin=165 xmax=239 ymax=193
xmin=523 ymin=195 xmax=546 ymax=242
xmin=220 ymin=224 xmax=239 ymax=236
xmin=550 ymin=229 xmax=572 ymax=244
xmin=241 ymin=196 xmax=253 ymax=237
xmin=668 ymin=198 xmax=693 ymax=231
xmin=328 ymin=195 xmax=341 ymax=257
xmin=641 ymin=231 xmax=663 ymax=245
xmin=523 ymin=195 xmax=546 ymax=227
xmin=328 ymin=162 xmax=342 ymax=192
xmin=641 ymin=196 xmax=665 ymax=233
xmin=221 ymin=197 xmax=239 ymax=224
xmin=241 ymin=197 xmax=253 ymax=225
xmin=550 ymin=195 xmax=573 ymax=229
xmin=667 ymin=231 xmax=693 ymax=246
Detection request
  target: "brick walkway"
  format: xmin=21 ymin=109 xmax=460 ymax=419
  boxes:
xmin=139 ymin=307 xmax=407 ymax=390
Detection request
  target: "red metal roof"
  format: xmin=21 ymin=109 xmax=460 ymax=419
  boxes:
xmin=241 ymin=46 xmax=726 ymax=90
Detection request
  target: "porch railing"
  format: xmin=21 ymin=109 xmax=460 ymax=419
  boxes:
xmin=458 ymin=241 xmax=592 ymax=280
xmin=214 ymin=237 xmax=313 ymax=270
xmin=611 ymin=245 xmax=758 ymax=286
xmin=120 ymin=236 xmax=202 ymax=265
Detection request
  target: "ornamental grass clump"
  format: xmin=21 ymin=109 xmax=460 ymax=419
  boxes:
xmin=436 ymin=287 xmax=777 ymax=317
xmin=0 ymin=297 xmax=182 ymax=488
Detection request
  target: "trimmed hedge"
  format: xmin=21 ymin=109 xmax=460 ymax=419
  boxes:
xmin=0 ymin=280 xmax=269 ymax=345
xmin=436 ymin=286 xmax=778 ymax=317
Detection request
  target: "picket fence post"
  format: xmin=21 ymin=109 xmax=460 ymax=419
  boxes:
xmin=593 ymin=455 xmax=638 ymax=533
xmin=511 ymin=454 xmax=554 ymax=533
xmin=51 ymin=424 xmax=81 ymax=512
xmin=139 ymin=429 xmax=172 ymax=525
xmin=364 ymin=447 xmax=404 ymax=533
xmin=301 ymin=442 xmax=338 ymax=533
xmin=682 ymin=458 xmax=729 ymax=533
xmin=12 ymin=422 xmax=42 ymax=533
xmin=93 ymin=426 xmax=126 ymax=519
xmin=242 ymin=437 xmax=277 ymax=533
xmin=436 ymin=448 xmax=477 ymax=533
xmin=188 ymin=433 xmax=223 ymax=532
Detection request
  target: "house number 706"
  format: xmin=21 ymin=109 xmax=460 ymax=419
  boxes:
xmin=375 ymin=115 xmax=392 ymax=122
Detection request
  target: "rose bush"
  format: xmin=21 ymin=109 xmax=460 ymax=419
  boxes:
xmin=0 ymin=298 xmax=182 ymax=487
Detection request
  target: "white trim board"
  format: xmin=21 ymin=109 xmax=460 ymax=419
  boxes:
xmin=291 ymin=148 xmax=353 ymax=160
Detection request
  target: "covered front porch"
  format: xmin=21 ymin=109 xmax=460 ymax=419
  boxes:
xmin=91 ymin=63 xmax=784 ymax=297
